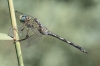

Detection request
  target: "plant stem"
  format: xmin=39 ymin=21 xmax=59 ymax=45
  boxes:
xmin=7 ymin=0 xmax=24 ymax=66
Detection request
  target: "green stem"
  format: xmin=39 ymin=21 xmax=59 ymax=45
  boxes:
xmin=7 ymin=0 xmax=24 ymax=66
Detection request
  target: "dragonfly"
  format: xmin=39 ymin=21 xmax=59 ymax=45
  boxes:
xmin=8 ymin=11 xmax=87 ymax=54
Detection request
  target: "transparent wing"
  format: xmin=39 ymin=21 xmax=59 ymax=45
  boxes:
xmin=26 ymin=28 xmax=43 ymax=47
xmin=15 ymin=11 xmax=35 ymax=20
xmin=8 ymin=26 xmax=28 ymax=39
xmin=15 ymin=11 xmax=23 ymax=19
xmin=8 ymin=25 xmax=42 ymax=47
xmin=15 ymin=11 xmax=24 ymax=26
xmin=8 ymin=27 xmax=14 ymax=38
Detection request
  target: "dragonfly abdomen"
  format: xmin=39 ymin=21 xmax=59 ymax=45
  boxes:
xmin=48 ymin=32 xmax=87 ymax=53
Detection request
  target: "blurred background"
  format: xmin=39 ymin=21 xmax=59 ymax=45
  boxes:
xmin=0 ymin=0 xmax=100 ymax=66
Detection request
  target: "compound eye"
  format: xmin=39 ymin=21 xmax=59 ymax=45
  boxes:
xmin=20 ymin=15 xmax=26 ymax=22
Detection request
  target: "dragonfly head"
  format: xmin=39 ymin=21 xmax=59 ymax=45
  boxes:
xmin=19 ymin=15 xmax=27 ymax=23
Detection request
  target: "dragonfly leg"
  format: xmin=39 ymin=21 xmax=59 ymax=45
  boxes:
xmin=20 ymin=27 xmax=25 ymax=31
xmin=18 ymin=27 xmax=29 ymax=42
xmin=20 ymin=23 xmax=26 ymax=31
